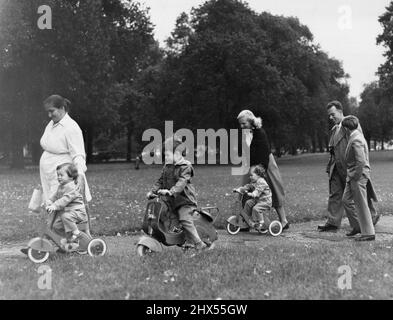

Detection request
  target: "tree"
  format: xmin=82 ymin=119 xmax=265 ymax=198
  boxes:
xmin=0 ymin=0 xmax=158 ymax=167
xmin=359 ymin=82 xmax=393 ymax=149
xmin=143 ymin=0 xmax=349 ymax=155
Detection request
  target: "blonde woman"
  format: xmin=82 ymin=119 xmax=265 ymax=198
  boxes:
xmin=237 ymin=110 xmax=289 ymax=230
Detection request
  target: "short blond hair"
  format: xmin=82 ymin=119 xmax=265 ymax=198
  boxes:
xmin=237 ymin=109 xmax=262 ymax=128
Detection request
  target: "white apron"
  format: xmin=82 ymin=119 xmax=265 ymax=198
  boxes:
xmin=39 ymin=114 xmax=92 ymax=202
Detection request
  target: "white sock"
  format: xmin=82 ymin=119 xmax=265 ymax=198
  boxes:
xmin=72 ymin=230 xmax=81 ymax=238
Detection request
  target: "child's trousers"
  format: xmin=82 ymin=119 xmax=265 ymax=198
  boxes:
xmin=243 ymin=199 xmax=271 ymax=224
xmin=49 ymin=209 xmax=88 ymax=234
xmin=177 ymin=205 xmax=203 ymax=245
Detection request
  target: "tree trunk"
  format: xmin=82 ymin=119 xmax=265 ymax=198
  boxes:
xmin=311 ymin=134 xmax=316 ymax=153
xmin=126 ymin=125 xmax=132 ymax=162
xmin=317 ymin=134 xmax=324 ymax=152
xmin=10 ymin=130 xmax=24 ymax=169
xmin=31 ymin=141 xmax=42 ymax=165
xmin=290 ymin=145 xmax=297 ymax=156
xmin=381 ymin=139 xmax=385 ymax=151
xmin=86 ymin=125 xmax=94 ymax=164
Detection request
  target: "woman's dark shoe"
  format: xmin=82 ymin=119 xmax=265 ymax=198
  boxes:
xmin=282 ymin=223 xmax=290 ymax=231
xmin=354 ymin=235 xmax=375 ymax=242
xmin=346 ymin=229 xmax=361 ymax=237
xmin=20 ymin=248 xmax=28 ymax=255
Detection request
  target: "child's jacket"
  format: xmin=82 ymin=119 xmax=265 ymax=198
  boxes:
xmin=240 ymin=177 xmax=272 ymax=206
xmin=49 ymin=181 xmax=86 ymax=213
xmin=151 ymin=159 xmax=197 ymax=209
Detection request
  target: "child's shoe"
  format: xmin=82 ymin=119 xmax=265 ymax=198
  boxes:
xmin=60 ymin=237 xmax=79 ymax=252
xmin=69 ymin=233 xmax=88 ymax=254
xmin=170 ymin=225 xmax=183 ymax=233
xmin=195 ymin=241 xmax=208 ymax=251
xmin=253 ymin=222 xmax=268 ymax=234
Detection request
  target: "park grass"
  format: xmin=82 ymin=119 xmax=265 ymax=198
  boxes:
xmin=1 ymin=238 xmax=393 ymax=299
xmin=1 ymin=151 xmax=393 ymax=243
xmin=1 ymin=151 xmax=393 ymax=300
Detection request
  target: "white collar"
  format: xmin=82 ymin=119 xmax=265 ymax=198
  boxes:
xmin=52 ymin=113 xmax=70 ymax=127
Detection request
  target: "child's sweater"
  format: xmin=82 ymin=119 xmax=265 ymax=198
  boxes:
xmin=240 ymin=177 xmax=272 ymax=205
xmin=49 ymin=181 xmax=86 ymax=213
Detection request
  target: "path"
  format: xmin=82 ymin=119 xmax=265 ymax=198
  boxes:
xmin=1 ymin=216 xmax=393 ymax=259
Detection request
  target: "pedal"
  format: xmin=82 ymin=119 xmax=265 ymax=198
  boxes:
xmin=60 ymin=238 xmax=79 ymax=252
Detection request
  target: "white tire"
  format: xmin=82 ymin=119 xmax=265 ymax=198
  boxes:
xmin=87 ymin=238 xmax=107 ymax=257
xmin=269 ymin=220 xmax=283 ymax=237
xmin=136 ymin=244 xmax=152 ymax=256
xmin=226 ymin=222 xmax=241 ymax=235
xmin=27 ymin=248 xmax=50 ymax=264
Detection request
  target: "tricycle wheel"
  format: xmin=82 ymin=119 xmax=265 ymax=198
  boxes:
xmin=226 ymin=222 xmax=240 ymax=235
xmin=87 ymin=238 xmax=107 ymax=257
xmin=269 ymin=220 xmax=283 ymax=237
xmin=27 ymin=248 xmax=50 ymax=264
xmin=137 ymin=244 xmax=152 ymax=256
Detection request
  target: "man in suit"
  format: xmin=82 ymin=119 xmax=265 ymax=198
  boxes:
xmin=318 ymin=101 xmax=380 ymax=232
xmin=341 ymin=115 xmax=377 ymax=241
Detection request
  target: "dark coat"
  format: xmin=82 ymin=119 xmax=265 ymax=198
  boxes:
xmin=151 ymin=159 xmax=197 ymax=209
xmin=250 ymin=127 xmax=271 ymax=170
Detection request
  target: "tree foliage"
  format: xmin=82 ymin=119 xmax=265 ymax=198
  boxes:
xmin=0 ymin=0 xmax=157 ymax=166
xmin=141 ymin=0 xmax=349 ymax=155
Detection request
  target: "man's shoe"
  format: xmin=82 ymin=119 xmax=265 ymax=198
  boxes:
xmin=346 ymin=229 xmax=361 ymax=237
xmin=372 ymin=214 xmax=381 ymax=226
xmin=20 ymin=248 xmax=28 ymax=255
xmin=318 ymin=224 xmax=338 ymax=232
xmin=282 ymin=222 xmax=290 ymax=231
xmin=354 ymin=235 xmax=375 ymax=242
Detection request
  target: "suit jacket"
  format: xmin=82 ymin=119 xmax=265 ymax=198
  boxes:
xmin=344 ymin=130 xmax=378 ymax=201
xmin=345 ymin=130 xmax=370 ymax=181
xmin=326 ymin=122 xmax=362 ymax=179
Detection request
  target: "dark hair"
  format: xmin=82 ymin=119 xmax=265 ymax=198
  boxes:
xmin=56 ymin=163 xmax=79 ymax=182
xmin=341 ymin=115 xmax=359 ymax=131
xmin=326 ymin=100 xmax=343 ymax=111
xmin=44 ymin=94 xmax=71 ymax=112
xmin=251 ymin=165 xmax=266 ymax=178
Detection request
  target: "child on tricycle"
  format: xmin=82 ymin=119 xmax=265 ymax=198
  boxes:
xmin=45 ymin=163 xmax=89 ymax=247
xmin=21 ymin=163 xmax=107 ymax=263
xmin=228 ymin=165 xmax=283 ymax=236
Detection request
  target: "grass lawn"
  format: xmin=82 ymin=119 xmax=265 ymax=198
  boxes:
xmin=1 ymin=235 xmax=393 ymax=300
xmin=1 ymin=151 xmax=392 ymax=243
xmin=0 ymin=151 xmax=393 ymax=300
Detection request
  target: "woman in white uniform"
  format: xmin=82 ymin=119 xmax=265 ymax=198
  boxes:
xmin=40 ymin=94 xmax=91 ymax=203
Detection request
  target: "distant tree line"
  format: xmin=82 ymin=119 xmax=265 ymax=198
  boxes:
xmin=0 ymin=0 xmax=358 ymax=168
xmin=357 ymin=1 xmax=393 ymax=149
